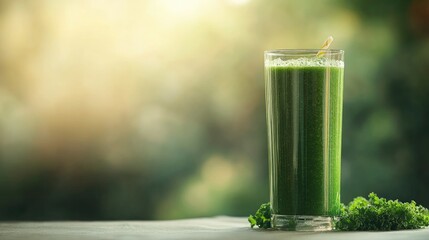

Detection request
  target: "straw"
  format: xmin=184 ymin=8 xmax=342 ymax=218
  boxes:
xmin=316 ymin=36 xmax=334 ymax=57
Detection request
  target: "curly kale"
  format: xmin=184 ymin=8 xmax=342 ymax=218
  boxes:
xmin=335 ymin=192 xmax=429 ymax=231
xmin=249 ymin=193 xmax=429 ymax=231
xmin=248 ymin=202 xmax=271 ymax=229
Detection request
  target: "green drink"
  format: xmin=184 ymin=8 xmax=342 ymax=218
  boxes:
xmin=265 ymin=50 xmax=344 ymax=231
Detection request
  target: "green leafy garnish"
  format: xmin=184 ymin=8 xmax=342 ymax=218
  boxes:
xmin=249 ymin=193 xmax=429 ymax=231
xmin=335 ymin=192 xmax=429 ymax=231
xmin=248 ymin=202 xmax=271 ymax=229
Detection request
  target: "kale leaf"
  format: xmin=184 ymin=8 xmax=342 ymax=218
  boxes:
xmin=248 ymin=202 xmax=271 ymax=229
xmin=334 ymin=192 xmax=429 ymax=231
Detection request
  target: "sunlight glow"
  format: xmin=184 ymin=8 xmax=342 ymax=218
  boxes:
xmin=158 ymin=0 xmax=214 ymax=18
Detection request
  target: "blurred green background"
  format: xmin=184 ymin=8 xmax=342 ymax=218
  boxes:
xmin=0 ymin=0 xmax=429 ymax=220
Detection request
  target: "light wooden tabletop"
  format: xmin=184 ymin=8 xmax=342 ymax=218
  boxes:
xmin=1 ymin=217 xmax=428 ymax=240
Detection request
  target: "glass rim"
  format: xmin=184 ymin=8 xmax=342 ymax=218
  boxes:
xmin=265 ymin=49 xmax=344 ymax=56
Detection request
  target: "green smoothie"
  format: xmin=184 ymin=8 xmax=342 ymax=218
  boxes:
xmin=265 ymin=56 xmax=344 ymax=219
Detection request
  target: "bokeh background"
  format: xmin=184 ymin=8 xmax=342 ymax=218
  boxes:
xmin=1 ymin=0 xmax=429 ymax=220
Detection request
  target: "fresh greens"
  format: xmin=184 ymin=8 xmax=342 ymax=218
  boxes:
xmin=248 ymin=193 xmax=429 ymax=231
xmin=335 ymin=192 xmax=429 ymax=231
xmin=248 ymin=202 xmax=271 ymax=229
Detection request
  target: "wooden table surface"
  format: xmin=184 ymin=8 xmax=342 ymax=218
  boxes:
xmin=1 ymin=216 xmax=428 ymax=240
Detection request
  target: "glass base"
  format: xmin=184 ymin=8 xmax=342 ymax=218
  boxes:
xmin=272 ymin=214 xmax=333 ymax=231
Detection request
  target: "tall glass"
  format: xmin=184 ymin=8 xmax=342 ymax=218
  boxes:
xmin=265 ymin=49 xmax=344 ymax=231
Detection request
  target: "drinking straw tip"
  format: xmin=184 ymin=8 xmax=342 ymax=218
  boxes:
xmin=316 ymin=36 xmax=334 ymax=57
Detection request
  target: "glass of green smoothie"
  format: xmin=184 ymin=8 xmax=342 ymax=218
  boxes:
xmin=265 ymin=49 xmax=344 ymax=231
